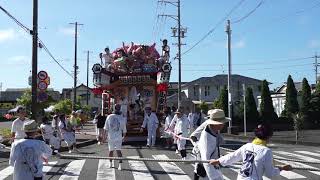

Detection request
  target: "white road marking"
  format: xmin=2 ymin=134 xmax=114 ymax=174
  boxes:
xmin=59 ymin=159 xmax=86 ymax=180
xmin=127 ymin=156 xmax=154 ymax=180
xmin=274 ymin=154 xmax=320 ymax=176
xmin=0 ymin=161 xmax=57 ymax=180
xmin=152 ymin=154 xmax=191 ymax=180
xmin=97 ymin=159 xmax=115 ymax=180
xmin=0 ymin=166 xmax=13 ymax=180
xmin=295 ymin=151 xmax=320 ymax=158
xmin=43 ymin=161 xmax=58 ymax=173
xmin=274 ymin=151 xmax=320 ymax=163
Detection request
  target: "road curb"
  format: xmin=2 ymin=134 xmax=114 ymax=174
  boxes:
xmin=222 ymin=134 xmax=320 ymax=146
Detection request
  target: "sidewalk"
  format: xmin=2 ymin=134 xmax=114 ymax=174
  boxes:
xmin=223 ymin=129 xmax=320 ymax=146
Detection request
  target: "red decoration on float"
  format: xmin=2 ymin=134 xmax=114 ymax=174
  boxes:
xmin=156 ymin=83 xmax=168 ymax=92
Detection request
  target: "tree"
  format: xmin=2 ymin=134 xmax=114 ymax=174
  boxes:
xmin=284 ymin=75 xmax=299 ymax=116
xmin=199 ymin=101 xmax=209 ymax=114
xmin=300 ymin=78 xmax=311 ymax=124
xmin=213 ymin=85 xmax=228 ymax=116
xmin=16 ymin=90 xmax=56 ymax=118
xmin=245 ymin=87 xmax=260 ymax=124
xmin=16 ymin=90 xmax=32 ymax=114
xmin=310 ymin=83 xmax=320 ymax=126
xmin=54 ymin=99 xmax=73 ymax=115
xmin=260 ymin=80 xmax=278 ymax=122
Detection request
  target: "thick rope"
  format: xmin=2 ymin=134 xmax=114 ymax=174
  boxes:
xmin=220 ymin=147 xmax=320 ymax=165
xmin=56 ymin=152 xmax=320 ymax=172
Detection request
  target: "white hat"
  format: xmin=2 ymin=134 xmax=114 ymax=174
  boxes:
xmin=23 ymin=120 xmax=39 ymax=133
xmin=206 ymin=109 xmax=230 ymax=125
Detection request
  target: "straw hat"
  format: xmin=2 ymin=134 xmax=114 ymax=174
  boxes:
xmin=206 ymin=109 xmax=230 ymax=125
xmin=23 ymin=120 xmax=39 ymax=133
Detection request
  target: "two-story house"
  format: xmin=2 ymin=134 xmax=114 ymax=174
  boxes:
xmin=257 ymin=82 xmax=316 ymax=116
xmin=182 ymin=74 xmax=263 ymax=105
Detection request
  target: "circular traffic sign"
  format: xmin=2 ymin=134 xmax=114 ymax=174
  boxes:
xmin=92 ymin=64 xmax=102 ymax=74
xmin=38 ymin=81 xmax=48 ymax=90
xmin=38 ymin=70 xmax=48 ymax=80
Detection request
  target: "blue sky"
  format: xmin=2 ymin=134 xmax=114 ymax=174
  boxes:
xmin=0 ymin=0 xmax=319 ymax=92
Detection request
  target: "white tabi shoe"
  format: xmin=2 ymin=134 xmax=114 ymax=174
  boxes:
xmin=118 ymin=163 xmax=122 ymax=170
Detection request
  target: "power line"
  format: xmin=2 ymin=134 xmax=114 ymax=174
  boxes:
xmin=180 ymin=56 xmax=313 ymax=66
xmin=231 ymin=0 xmax=264 ymax=24
xmin=172 ymin=62 xmax=313 ymax=72
xmin=182 ymin=0 xmax=246 ymax=56
xmin=0 ymin=5 xmax=31 ymax=34
xmin=38 ymin=39 xmax=73 ymax=78
xmin=0 ymin=5 xmax=73 ymax=78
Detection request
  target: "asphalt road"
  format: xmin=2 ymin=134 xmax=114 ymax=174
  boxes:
xmin=1 ymin=140 xmax=320 ymax=180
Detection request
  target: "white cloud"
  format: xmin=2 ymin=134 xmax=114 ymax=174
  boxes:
xmin=7 ymin=55 xmax=30 ymax=65
xmin=308 ymin=39 xmax=320 ymax=48
xmin=58 ymin=27 xmax=75 ymax=36
xmin=0 ymin=29 xmax=15 ymax=43
xmin=233 ymin=39 xmax=246 ymax=49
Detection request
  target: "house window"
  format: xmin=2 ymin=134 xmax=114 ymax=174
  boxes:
xmin=193 ymin=86 xmax=197 ymax=97
xmin=205 ymin=86 xmax=210 ymax=96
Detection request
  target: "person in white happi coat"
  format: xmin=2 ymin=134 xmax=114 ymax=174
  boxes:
xmin=140 ymin=105 xmax=159 ymax=147
xmin=11 ymin=106 xmax=29 ymax=141
xmin=40 ymin=116 xmax=60 ymax=152
xmin=9 ymin=120 xmax=52 ymax=180
xmin=58 ymin=114 xmax=77 ymax=153
xmin=104 ymin=104 xmax=127 ymax=170
xmin=190 ymin=109 xmax=229 ymax=180
xmin=168 ymin=108 xmax=190 ymax=159
xmin=162 ymin=107 xmax=173 ymax=149
xmin=51 ymin=114 xmax=62 ymax=142
xmin=209 ymin=123 xmax=292 ymax=180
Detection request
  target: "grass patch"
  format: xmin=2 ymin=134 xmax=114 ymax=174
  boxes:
xmin=0 ymin=127 xmax=11 ymax=139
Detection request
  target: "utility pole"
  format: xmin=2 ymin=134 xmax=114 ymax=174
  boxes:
xmin=243 ymin=84 xmax=247 ymax=136
xmin=70 ymin=22 xmax=83 ymax=111
xmin=85 ymin=50 xmax=93 ymax=106
xmin=315 ymin=53 xmax=319 ymax=85
xmin=158 ymin=0 xmax=187 ymax=109
xmin=31 ymin=0 xmax=38 ymax=120
xmin=226 ymin=20 xmax=233 ymax=134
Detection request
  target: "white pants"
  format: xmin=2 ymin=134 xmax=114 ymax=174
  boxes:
xmin=147 ymin=128 xmax=157 ymax=146
xmin=108 ymin=140 xmax=122 ymax=151
xmin=177 ymin=138 xmax=186 ymax=150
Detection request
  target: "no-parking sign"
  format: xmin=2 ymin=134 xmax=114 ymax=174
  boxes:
xmin=37 ymin=70 xmax=48 ymax=80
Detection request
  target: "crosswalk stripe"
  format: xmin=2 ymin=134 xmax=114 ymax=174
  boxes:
xmin=59 ymin=159 xmax=86 ymax=180
xmin=97 ymin=159 xmax=115 ymax=180
xmin=274 ymin=151 xmax=320 ymax=163
xmin=43 ymin=161 xmax=58 ymax=173
xmin=0 ymin=166 xmax=13 ymax=180
xmin=0 ymin=161 xmax=57 ymax=180
xmin=295 ymin=151 xmax=320 ymax=158
xmin=127 ymin=156 xmax=154 ymax=180
xmin=190 ymin=164 xmax=232 ymax=180
xmin=273 ymin=154 xmax=320 ymax=176
xmin=152 ymin=154 xmax=191 ymax=180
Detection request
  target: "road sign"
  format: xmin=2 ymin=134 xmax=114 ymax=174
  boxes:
xmin=92 ymin=64 xmax=102 ymax=74
xmin=38 ymin=70 xmax=48 ymax=80
xmin=44 ymin=76 xmax=50 ymax=85
xmin=38 ymin=81 xmax=48 ymax=91
xmin=38 ymin=91 xmax=48 ymax=102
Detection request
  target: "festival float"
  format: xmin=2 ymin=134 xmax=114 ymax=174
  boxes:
xmin=92 ymin=40 xmax=171 ymax=135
